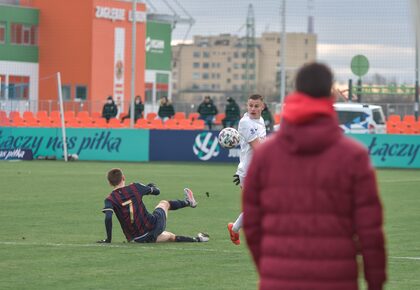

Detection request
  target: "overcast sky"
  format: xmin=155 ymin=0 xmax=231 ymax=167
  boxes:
xmin=146 ymin=0 xmax=417 ymax=83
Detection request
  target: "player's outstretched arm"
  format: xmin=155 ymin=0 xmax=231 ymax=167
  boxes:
xmin=97 ymin=210 xmax=113 ymax=243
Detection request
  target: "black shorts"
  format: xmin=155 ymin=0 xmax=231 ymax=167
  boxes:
xmin=133 ymin=208 xmax=166 ymax=243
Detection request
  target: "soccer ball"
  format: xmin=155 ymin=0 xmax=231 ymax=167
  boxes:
xmin=218 ymin=127 xmax=240 ymax=149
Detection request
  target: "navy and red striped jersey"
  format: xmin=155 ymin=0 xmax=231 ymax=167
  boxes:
xmin=102 ymin=183 xmax=156 ymax=241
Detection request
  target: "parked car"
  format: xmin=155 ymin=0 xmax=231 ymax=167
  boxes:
xmin=333 ymin=102 xmax=387 ymax=134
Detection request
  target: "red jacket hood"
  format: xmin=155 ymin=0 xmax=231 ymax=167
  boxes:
xmin=282 ymin=92 xmax=336 ymax=124
xmin=278 ymin=92 xmax=342 ymax=154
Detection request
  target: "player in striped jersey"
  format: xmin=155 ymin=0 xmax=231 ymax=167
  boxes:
xmin=97 ymin=168 xmax=209 ymax=243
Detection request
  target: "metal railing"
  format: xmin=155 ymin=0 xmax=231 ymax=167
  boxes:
xmin=0 ymin=99 xmax=418 ymax=119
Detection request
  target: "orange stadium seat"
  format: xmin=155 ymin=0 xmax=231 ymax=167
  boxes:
xmin=188 ymin=112 xmax=200 ymax=121
xmin=77 ymin=111 xmax=90 ymax=119
xmin=403 ymin=115 xmax=415 ymax=123
xmin=37 ymin=111 xmax=49 ymax=122
xmin=174 ymin=112 xmax=186 ymax=120
xmin=91 ymin=111 xmax=102 ymax=119
xmin=214 ymin=113 xmax=225 ymax=126
xmin=146 ymin=112 xmax=157 ymax=121
xmin=135 ymin=118 xmax=149 ymax=129
xmin=387 ymin=114 xmax=401 ymax=123
xmin=149 ymin=119 xmax=164 ymax=129
xmin=108 ymin=118 xmax=123 ymax=128
xmin=274 ymin=114 xmax=282 ymax=124
xmin=192 ymin=119 xmax=205 ymax=130
xmin=92 ymin=118 xmax=108 ymax=128
xmin=178 ymin=118 xmax=194 ymax=130
xmin=23 ymin=111 xmax=38 ymax=123
xmin=9 ymin=111 xmax=20 ymax=120
xmin=164 ymin=118 xmax=180 ymax=130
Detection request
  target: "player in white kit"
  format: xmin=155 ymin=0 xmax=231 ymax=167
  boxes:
xmin=227 ymin=94 xmax=266 ymax=245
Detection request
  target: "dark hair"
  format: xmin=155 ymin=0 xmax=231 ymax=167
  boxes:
xmin=107 ymin=168 xmax=123 ymax=186
xmin=295 ymin=62 xmax=333 ymax=98
xmin=249 ymin=94 xmax=264 ymax=102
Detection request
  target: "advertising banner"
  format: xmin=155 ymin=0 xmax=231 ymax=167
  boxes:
xmin=146 ymin=21 xmax=171 ymax=71
xmin=349 ymin=134 xmax=420 ymax=168
xmin=0 ymin=148 xmax=33 ymax=160
xmin=0 ymin=127 xmax=149 ymax=162
xmin=149 ymin=130 xmax=239 ymax=162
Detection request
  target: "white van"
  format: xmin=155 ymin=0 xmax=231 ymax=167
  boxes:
xmin=333 ymin=103 xmax=387 ymax=134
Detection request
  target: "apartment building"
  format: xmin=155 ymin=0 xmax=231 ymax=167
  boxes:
xmin=172 ymin=32 xmax=317 ymax=106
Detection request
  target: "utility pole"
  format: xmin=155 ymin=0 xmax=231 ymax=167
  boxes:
xmin=245 ymin=4 xmax=256 ymax=100
xmin=279 ymin=0 xmax=287 ymax=109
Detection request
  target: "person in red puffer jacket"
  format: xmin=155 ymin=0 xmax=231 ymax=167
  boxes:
xmin=243 ymin=62 xmax=386 ymax=290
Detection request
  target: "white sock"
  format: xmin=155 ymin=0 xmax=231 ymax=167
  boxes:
xmin=232 ymin=213 xmax=243 ymax=232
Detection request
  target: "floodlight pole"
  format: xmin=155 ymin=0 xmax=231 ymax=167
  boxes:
xmin=411 ymin=0 xmax=420 ymax=120
xmin=57 ymin=72 xmax=68 ymax=162
xmin=130 ymin=0 xmax=137 ymax=128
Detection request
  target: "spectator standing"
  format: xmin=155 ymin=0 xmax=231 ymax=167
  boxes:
xmin=197 ymin=96 xmax=218 ymax=130
xmin=158 ymin=97 xmax=175 ymax=121
xmin=102 ymin=96 xmax=118 ymax=122
xmin=222 ymin=97 xmax=241 ymax=128
xmin=261 ymin=103 xmax=274 ymax=132
xmin=122 ymin=95 xmax=144 ymax=122
xmin=243 ymin=62 xmax=386 ymax=290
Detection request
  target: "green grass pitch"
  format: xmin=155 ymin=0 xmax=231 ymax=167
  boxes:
xmin=0 ymin=161 xmax=419 ymax=289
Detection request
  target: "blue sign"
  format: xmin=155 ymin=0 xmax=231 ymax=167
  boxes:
xmin=0 ymin=148 xmax=33 ymax=160
xmin=150 ymin=130 xmax=239 ymax=162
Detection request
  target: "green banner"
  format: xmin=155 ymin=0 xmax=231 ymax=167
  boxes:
xmin=0 ymin=127 xmax=149 ymax=162
xmin=146 ymin=21 xmax=171 ymax=71
xmin=349 ymin=134 xmax=420 ymax=168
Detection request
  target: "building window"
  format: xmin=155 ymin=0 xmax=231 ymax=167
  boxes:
xmin=193 ymin=51 xmax=200 ymax=58
xmin=192 ymin=72 xmax=201 ymax=80
xmin=0 ymin=22 xmax=5 ymax=44
xmin=203 ymin=51 xmax=210 ymax=58
xmin=8 ymin=75 xmax=30 ymax=100
xmin=61 ymin=85 xmax=71 ymax=101
xmin=11 ymin=23 xmax=38 ymax=45
xmin=75 ymin=85 xmax=87 ymax=100
xmin=203 ymin=62 xmax=209 ymax=68
xmin=0 ymin=74 xmax=5 ymax=99
xmin=193 ymin=62 xmax=200 ymax=68
xmin=202 ymin=73 xmax=209 ymax=79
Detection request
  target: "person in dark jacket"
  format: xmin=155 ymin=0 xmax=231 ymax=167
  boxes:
xmin=243 ymin=62 xmax=386 ymax=290
xmin=222 ymin=97 xmax=241 ymax=128
xmin=122 ymin=95 xmax=144 ymax=122
xmin=158 ymin=97 xmax=175 ymax=121
xmin=102 ymin=96 xmax=118 ymax=122
xmin=261 ymin=103 xmax=274 ymax=132
xmin=197 ymin=96 xmax=218 ymax=130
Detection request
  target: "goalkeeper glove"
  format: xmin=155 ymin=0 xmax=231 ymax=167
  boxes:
xmin=233 ymin=174 xmax=240 ymax=186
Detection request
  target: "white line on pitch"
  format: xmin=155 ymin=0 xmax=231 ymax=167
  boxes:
xmin=380 ymin=179 xmax=420 ymax=183
xmin=0 ymin=241 xmax=242 ymax=253
xmin=390 ymin=256 xmax=420 ymax=260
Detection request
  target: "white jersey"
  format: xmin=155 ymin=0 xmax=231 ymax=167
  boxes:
xmin=236 ymin=113 xmax=266 ymax=179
